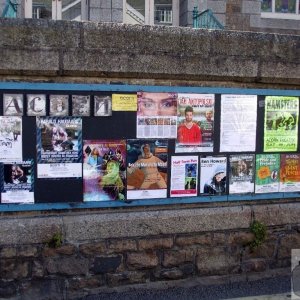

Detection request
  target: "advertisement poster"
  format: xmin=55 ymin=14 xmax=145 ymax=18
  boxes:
xmin=200 ymin=156 xmax=227 ymax=195
xmin=27 ymin=94 xmax=46 ymax=116
xmin=83 ymin=140 xmax=126 ymax=201
xmin=175 ymin=94 xmax=214 ymax=153
xmin=264 ymin=96 xmax=299 ymax=152
xmin=36 ymin=117 xmax=82 ymax=178
xmin=220 ymin=94 xmax=257 ymax=152
xmin=229 ymin=154 xmax=255 ymax=194
xmin=127 ymin=139 xmax=168 ymax=199
xmin=1 ymin=160 xmax=34 ymax=204
xmin=0 ymin=116 xmax=22 ymax=162
xmin=136 ymin=92 xmax=177 ymax=138
xmin=112 ymin=94 xmax=137 ymax=111
xmin=279 ymin=154 xmax=300 ymax=192
xmin=170 ymin=156 xmax=198 ymax=197
xmin=255 ymin=154 xmax=280 ymax=193
xmin=3 ymin=94 xmax=24 ymax=116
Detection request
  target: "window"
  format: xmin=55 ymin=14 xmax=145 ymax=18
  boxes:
xmin=154 ymin=0 xmax=172 ymax=25
xmin=261 ymin=0 xmax=300 ymax=19
xmin=24 ymin=0 xmax=86 ymax=20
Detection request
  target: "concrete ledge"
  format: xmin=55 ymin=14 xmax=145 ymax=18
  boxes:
xmin=2 ymin=202 xmax=300 ymax=245
xmin=63 ymin=205 xmax=251 ymax=242
xmin=0 ymin=19 xmax=298 ymax=84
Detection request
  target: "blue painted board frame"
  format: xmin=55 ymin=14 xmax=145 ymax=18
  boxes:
xmin=0 ymin=82 xmax=299 ymax=212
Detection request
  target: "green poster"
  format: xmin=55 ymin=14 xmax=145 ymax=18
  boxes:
xmin=264 ymin=96 xmax=299 ymax=152
xmin=255 ymin=154 xmax=280 ymax=193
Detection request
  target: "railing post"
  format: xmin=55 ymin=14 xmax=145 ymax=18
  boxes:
xmin=192 ymin=6 xmax=198 ymax=28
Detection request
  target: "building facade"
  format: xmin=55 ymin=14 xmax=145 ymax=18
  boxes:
xmin=0 ymin=0 xmax=299 ymax=34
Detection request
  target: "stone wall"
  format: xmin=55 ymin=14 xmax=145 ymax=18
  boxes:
xmin=0 ymin=19 xmax=299 ymax=299
xmin=0 ymin=203 xmax=299 ymax=299
xmin=0 ymin=19 xmax=299 ymax=86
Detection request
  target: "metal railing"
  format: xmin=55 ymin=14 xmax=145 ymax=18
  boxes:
xmin=193 ymin=6 xmax=224 ymax=29
xmin=1 ymin=0 xmax=18 ymax=18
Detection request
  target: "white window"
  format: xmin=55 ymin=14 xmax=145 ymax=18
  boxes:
xmin=154 ymin=0 xmax=172 ymax=25
xmin=261 ymin=0 xmax=300 ymax=19
xmin=23 ymin=0 xmax=87 ymax=20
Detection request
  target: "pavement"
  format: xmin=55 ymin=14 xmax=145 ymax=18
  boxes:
xmin=80 ymin=275 xmax=292 ymax=300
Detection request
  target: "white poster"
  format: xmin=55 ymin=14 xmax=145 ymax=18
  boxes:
xmin=0 ymin=117 xmax=22 ymax=162
xmin=220 ymin=94 xmax=257 ymax=152
xmin=170 ymin=156 xmax=198 ymax=197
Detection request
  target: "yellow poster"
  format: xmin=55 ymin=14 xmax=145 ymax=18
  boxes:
xmin=112 ymin=94 xmax=137 ymax=111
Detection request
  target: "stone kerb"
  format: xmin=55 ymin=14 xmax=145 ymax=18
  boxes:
xmin=0 ymin=19 xmax=299 ymax=84
xmin=1 ymin=203 xmax=300 ymax=246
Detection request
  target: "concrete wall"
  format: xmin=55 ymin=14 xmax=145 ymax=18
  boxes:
xmin=0 ymin=19 xmax=299 ymax=299
xmin=0 ymin=19 xmax=299 ymax=85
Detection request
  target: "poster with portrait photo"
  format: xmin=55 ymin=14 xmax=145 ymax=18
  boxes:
xmin=200 ymin=156 xmax=227 ymax=195
xmin=0 ymin=116 xmax=22 ymax=162
xmin=3 ymin=94 xmax=24 ymax=116
xmin=170 ymin=156 xmax=198 ymax=197
xmin=136 ymin=92 xmax=178 ymax=138
xmin=72 ymin=95 xmax=90 ymax=116
xmin=127 ymin=139 xmax=168 ymax=199
xmin=1 ymin=160 xmax=34 ymax=204
xmin=94 ymin=96 xmax=112 ymax=117
xmin=36 ymin=117 xmax=82 ymax=178
xmin=255 ymin=154 xmax=280 ymax=193
xmin=175 ymin=94 xmax=214 ymax=153
xmin=49 ymin=95 xmax=69 ymax=117
xmin=27 ymin=94 xmax=46 ymax=116
xmin=83 ymin=140 xmax=126 ymax=202
xmin=229 ymin=154 xmax=255 ymax=194
xmin=279 ymin=154 xmax=300 ymax=192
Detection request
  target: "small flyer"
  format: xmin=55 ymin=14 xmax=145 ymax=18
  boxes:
xmin=200 ymin=156 xmax=227 ymax=195
xmin=83 ymin=140 xmax=126 ymax=202
xmin=279 ymin=154 xmax=300 ymax=192
xmin=1 ymin=160 xmax=34 ymax=204
xmin=72 ymin=95 xmax=90 ymax=116
xmin=112 ymin=94 xmax=137 ymax=111
xmin=229 ymin=154 xmax=255 ymax=194
xmin=94 ymin=96 xmax=112 ymax=116
xmin=176 ymin=93 xmax=214 ymax=153
xmin=27 ymin=94 xmax=47 ymax=116
xmin=49 ymin=95 xmax=69 ymax=117
xmin=170 ymin=156 xmax=198 ymax=197
xmin=255 ymin=154 xmax=280 ymax=193
xmin=127 ymin=139 xmax=168 ymax=199
xmin=136 ymin=92 xmax=178 ymax=139
xmin=36 ymin=117 xmax=82 ymax=178
xmin=3 ymin=94 xmax=24 ymax=116
xmin=0 ymin=116 xmax=22 ymax=162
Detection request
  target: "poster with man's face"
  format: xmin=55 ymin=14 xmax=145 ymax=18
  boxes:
xmin=175 ymin=94 xmax=215 ymax=153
